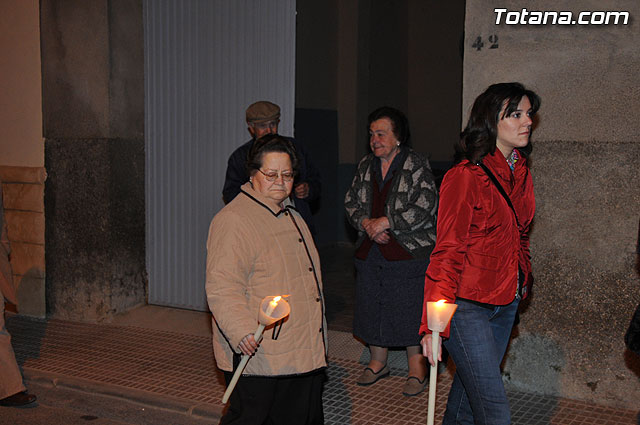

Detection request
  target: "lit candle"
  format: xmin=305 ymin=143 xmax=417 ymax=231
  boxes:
xmin=265 ymin=296 xmax=281 ymax=317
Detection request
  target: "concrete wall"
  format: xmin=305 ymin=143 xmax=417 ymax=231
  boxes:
xmin=41 ymin=0 xmax=146 ymax=321
xmin=464 ymin=0 xmax=640 ymax=408
xmin=0 ymin=0 xmax=43 ymax=167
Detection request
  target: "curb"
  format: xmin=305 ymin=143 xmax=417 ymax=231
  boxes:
xmin=23 ymin=369 xmax=224 ymax=421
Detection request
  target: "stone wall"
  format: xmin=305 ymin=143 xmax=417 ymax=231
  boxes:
xmin=44 ymin=139 xmax=145 ymax=321
xmin=41 ymin=0 xmax=146 ymax=321
xmin=0 ymin=166 xmax=46 ymax=317
xmin=504 ymin=141 xmax=640 ymax=406
xmin=464 ymin=0 xmax=640 ymax=408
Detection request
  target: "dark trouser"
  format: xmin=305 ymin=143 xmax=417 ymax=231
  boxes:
xmin=442 ymin=297 xmax=520 ymax=425
xmin=221 ymin=368 xmax=325 ymax=425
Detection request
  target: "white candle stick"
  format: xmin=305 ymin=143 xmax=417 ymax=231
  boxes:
xmin=425 ymin=300 xmax=457 ymax=425
xmin=221 ymin=296 xmax=285 ymax=404
xmin=427 ymin=330 xmax=440 ymax=425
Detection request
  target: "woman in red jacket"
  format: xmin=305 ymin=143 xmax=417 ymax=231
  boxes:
xmin=420 ymin=82 xmax=540 ymax=425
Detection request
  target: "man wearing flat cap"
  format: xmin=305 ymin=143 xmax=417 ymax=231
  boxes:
xmin=222 ymin=100 xmax=321 ymax=233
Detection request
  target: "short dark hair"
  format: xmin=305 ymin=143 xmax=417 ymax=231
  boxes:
xmin=246 ymin=134 xmax=299 ymax=177
xmin=455 ymin=82 xmax=541 ymax=164
xmin=368 ymin=106 xmax=411 ymax=146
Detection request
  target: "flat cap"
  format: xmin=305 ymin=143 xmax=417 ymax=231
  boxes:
xmin=246 ymin=101 xmax=280 ymax=124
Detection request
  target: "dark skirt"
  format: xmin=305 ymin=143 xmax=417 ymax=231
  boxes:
xmin=353 ymin=244 xmax=429 ymax=347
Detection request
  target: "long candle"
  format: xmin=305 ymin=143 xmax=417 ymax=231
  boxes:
xmin=427 ymin=330 xmax=440 ymax=425
xmin=221 ymin=296 xmax=281 ymax=404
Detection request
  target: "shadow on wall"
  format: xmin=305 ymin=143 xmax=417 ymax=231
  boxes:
xmin=16 ymin=268 xmax=45 ymax=318
xmin=502 ymin=319 xmax=564 ymax=424
xmin=624 ymin=349 xmax=640 ymax=378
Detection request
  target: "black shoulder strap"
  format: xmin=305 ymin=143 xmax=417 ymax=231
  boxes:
xmin=478 ymin=162 xmax=520 ymax=227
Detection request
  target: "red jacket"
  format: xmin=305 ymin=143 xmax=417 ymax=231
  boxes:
xmin=419 ymin=149 xmax=535 ymax=337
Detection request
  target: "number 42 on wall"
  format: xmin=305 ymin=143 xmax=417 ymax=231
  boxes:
xmin=472 ymin=35 xmax=499 ymax=51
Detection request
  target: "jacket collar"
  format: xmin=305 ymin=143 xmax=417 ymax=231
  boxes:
xmin=482 ymin=149 xmax=527 ymax=181
xmin=239 ymin=182 xmax=296 ymax=217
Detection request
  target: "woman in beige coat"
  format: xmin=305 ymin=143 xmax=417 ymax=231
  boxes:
xmin=206 ymin=135 xmax=326 ymax=425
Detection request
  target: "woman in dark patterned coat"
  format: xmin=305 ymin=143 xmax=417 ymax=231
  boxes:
xmin=344 ymin=106 xmax=438 ymax=396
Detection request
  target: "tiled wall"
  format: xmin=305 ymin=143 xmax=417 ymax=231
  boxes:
xmin=0 ymin=165 xmax=46 ymax=317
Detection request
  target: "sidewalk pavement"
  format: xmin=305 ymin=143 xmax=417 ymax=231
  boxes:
xmin=5 ymin=243 xmax=640 ymax=424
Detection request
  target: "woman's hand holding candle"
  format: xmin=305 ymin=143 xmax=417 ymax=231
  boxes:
xmin=222 ymin=295 xmax=290 ymax=404
xmin=238 ymin=333 xmax=259 ymax=356
xmin=236 ymin=296 xmax=282 ymax=356
xmin=420 ymin=333 xmax=442 ymax=367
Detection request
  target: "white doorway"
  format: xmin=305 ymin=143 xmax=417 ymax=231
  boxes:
xmin=144 ymin=0 xmax=296 ymax=310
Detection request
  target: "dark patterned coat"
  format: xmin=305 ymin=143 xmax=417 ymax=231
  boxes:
xmin=344 ymin=148 xmax=438 ymax=259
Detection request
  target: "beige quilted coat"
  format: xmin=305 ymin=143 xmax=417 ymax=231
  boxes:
xmin=206 ymin=183 xmax=327 ymax=376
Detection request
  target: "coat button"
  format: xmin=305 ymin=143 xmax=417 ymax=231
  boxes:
xmin=284 ymin=211 xmax=289 ymax=216
xmin=319 ymin=328 xmax=322 ymax=332
xmin=308 ymin=267 xmax=313 ymax=272
xmin=316 ymin=297 xmax=320 ymax=302
xmin=298 ymin=238 xmax=302 ymax=242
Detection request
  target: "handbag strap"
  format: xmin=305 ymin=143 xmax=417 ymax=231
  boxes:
xmin=478 ymin=161 xmax=520 ymax=227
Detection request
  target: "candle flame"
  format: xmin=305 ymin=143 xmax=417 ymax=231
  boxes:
xmin=436 ymin=299 xmax=446 ymax=306
xmin=272 ymin=296 xmax=281 ymax=303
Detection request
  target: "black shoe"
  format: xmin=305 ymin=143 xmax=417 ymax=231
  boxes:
xmin=0 ymin=391 xmax=37 ymax=408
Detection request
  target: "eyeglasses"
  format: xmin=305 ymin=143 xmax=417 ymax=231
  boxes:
xmin=257 ymin=169 xmax=295 ymax=182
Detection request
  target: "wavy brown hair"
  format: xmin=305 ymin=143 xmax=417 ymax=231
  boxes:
xmin=455 ymin=82 xmax=541 ymax=164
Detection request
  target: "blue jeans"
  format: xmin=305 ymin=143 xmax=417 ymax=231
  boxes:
xmin=442 ymin=297 xmax=520 ymax=425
